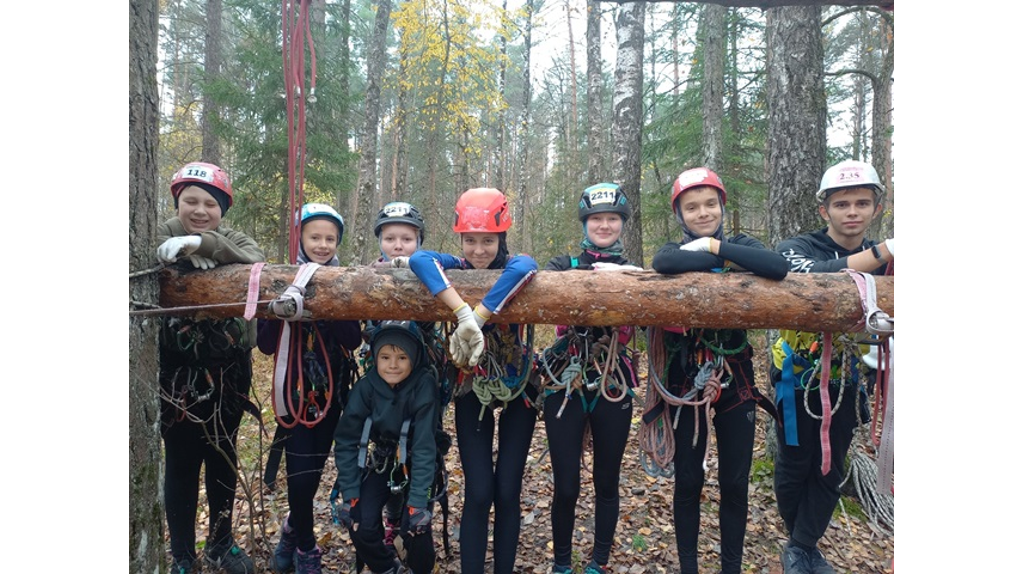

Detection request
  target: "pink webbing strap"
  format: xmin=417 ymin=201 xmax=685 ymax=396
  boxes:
xmin=243 ymin=262 xmax=266 ymax=320
xmin=843 ymin=269 xmax=895 ymax=491
xmin=818 ymin=333 xmax=834 ymax=475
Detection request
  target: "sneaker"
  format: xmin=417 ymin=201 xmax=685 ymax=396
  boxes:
xmin=383 ymin=517 xmax=400 ymax=554
xmin=204 ymin=541 xmax=255 ymax=574
xmin=375 ymin=559 xmax=406 ymax=574
xmin=551 ymin=564 xmax=572 ymax=574
xmin=293 ymin=546 xmax=323 ymax=574
xmin=806 ymin=547 xmax=837 ymax=574
xmin=583 ymin=561 xmax=608 ymax=574
xmin=171 ymin=556 xmax=201 ymax=574
xmin=781 ymin=542 xmax=813 ymax=574
xmin=273 ymin=518 xmax=298 ymax=573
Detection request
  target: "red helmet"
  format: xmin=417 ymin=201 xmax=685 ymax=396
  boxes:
xmin=170 ymin=162 xmax=233 ymax=207
xmin=671 ymin=167 xmax=726 ymax=210
xmin=453 ymin=188 xmax=511 ymax=233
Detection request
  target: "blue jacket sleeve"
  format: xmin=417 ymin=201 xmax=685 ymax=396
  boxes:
xmin=409 ymin=250 xmax=466 ymax=296
xmin=256 ymin=318 xmax=282 ymax=355
xmin=481 ymin=255 xmax=538 ymax=314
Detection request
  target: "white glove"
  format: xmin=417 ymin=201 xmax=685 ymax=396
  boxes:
xmin=188 ymin=254 xmax=218 ymax=270
xmin=157 ymin=236 xmax=202 ymax=263
xmin=390 ymin=256 xmax=410 ymax=268
xmin=679 ymin=237 xmax=713 ymax=253
xmin=450 ymin=303 xmax=486 ymax=367
xmin=884 ymin=238 xmax=894 ymax=258
xmin=592 ymin=262 xmax=644 ymax=272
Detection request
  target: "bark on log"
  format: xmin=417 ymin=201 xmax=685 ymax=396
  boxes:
xmin=158 ymin=264 xmax=893 ymax=332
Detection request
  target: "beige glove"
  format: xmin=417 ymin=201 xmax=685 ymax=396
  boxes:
xmin=451 ymin=303 xmax=486 ymax=367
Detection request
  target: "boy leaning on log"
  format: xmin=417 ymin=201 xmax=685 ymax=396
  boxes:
xmin=771 ymin=160 xmax=895 ymax=574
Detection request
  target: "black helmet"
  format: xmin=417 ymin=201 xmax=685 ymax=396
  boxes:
xmin=578 ymin=182 xmax=630 ymax=222
xmin=374 ymin=201 xmax=426 ymax=243
xmin=369 ymin=320 xmax=426 ymax=366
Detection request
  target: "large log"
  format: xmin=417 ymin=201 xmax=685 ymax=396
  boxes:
xmin=157 ymin=264 xmax=893 ymax=332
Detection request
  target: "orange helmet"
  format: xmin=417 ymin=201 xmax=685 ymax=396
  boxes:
xmin=452 ymin=188 xmax=511 ymax=233
xmin=170 ymin=162 xmax=234 ymax=207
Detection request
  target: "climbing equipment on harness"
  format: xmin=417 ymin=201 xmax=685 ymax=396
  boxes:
xmin=639 ymin=326 xmax=728 ymax=478
xmin=447 ymin=322 xmax=535 ymax=422
xmin=270 ymin=263 xmax=339 ymax=429
xmin=535 ymin=326 xmax=638 ymax=419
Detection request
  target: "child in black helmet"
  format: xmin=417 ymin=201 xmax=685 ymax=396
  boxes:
xmin=649 ymin=167 xmax=788 ymax=574
xmin=537 ymin=182 xmax=641 ymax=574
xmin=257 ymin=203 xmax=363 ymax=574
xmin=333 ymin=321 xmax=440 ymax=574
xmin=155 ymin=161 xmax=265 ymax=574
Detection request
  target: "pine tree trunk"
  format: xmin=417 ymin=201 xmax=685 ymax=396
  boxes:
xmin=701 ymin=3 xmax=726 ymax=171
xmin=350 ymin=0 xmax=392 ymax=264
xmin=586 ymin=0 xmax=603 ymax=182
xmin=157 ymin=266 xmax=893 ymax=332
xmin=765 ymin=5 xmax=826 ymax=246
xmin=202 ymin=0 xmax=222 ymax=164
xmin=129 ymin=0 xmax=163 ymax=570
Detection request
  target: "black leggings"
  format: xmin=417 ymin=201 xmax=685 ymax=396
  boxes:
xmin=350 ymin=468 xmax=436 ymax=574
xmin=543 ymin=388 xmax=633 ymax=567
xmin=281 ymin=400 xmax=342 ymax=551
xmin=163 ymin=405 xmax=245 ymax=563
xmin=454 ymin=388 xmax=538 ymax=574
xmin=672 ymin=400 xmax=756 ymax=574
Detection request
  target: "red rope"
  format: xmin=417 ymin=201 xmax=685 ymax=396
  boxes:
xmin=282 ymin=0 xmax=317 ymax=263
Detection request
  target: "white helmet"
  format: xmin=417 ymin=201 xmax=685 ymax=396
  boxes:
xmin=816 ymin=160 xmax=885 ymax=202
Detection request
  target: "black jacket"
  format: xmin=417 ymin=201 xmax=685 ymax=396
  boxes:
xmin=334 ymin=356 xmax=439 ymax=508
xmin=776 ymin=227 xmax=886 ymax=275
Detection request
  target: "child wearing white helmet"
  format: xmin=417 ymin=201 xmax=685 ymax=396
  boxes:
xmin=257 ymin=203 xmax=363 ymax=573
xmin=771 ymin=159 xmax=894 ymax=574
xmin=156 ymin=161 xmax=265 ymax=574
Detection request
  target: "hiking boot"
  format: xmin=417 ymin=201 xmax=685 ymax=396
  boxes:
xmin=383 ymin=516 xmax=401 ymax=555
xmin=171 ymin=555 xmax=201 ymax=574
xmin=204 ymin=541 xmax=254 ymax=574
xmin=273 ymin=517 xmax=298 ymax=573
xmin=781 ymin=542 xmax=813 ymax=574
xmin=806 ymin=547 xmax=837 ymax=574
xmin=293 ymin=546 xmax=323 ymax=574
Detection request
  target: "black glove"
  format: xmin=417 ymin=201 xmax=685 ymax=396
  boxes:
xmin=407 ymin=506 xmax=432 ymax=536
xmin=334 ymin=497 xmax=358 ymax=530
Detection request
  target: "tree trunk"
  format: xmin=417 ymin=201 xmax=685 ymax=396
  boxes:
xmin=129 ymin=0 xmax=163 ymax=571
xmin=872 ymin=12 xmax=894 ymax=238
xmin=350 ymin=0 xmax=393 ymax=264
xmin=516 ymin=0 xmax=534 ymax=254
xmin=157 ymin=266 xmax=893 ymax=332
xmin=586 ymin=0 xmax=603 ymax=182
xmin=612 ymin=1 xmax=646 ymax=266
xmin=202 ymin=0 xmax=222 ymax=165
xmin=337 ymin=0 xmax=352 ymax=210
xmin=701 ymin=3 xmax=726 ymax=171
xmin=765 ymin=5 xmax=826 ymax=247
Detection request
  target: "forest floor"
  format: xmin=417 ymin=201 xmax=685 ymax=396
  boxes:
xmin=170 ymin=332 xmax=894 ymax=574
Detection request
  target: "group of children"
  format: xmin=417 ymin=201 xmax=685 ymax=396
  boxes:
xmin=155 ymin=158 xmax=894 ymax=574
